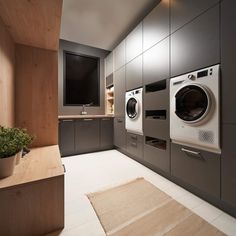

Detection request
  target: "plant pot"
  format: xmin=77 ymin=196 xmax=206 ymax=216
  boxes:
xmin=0 ymin=154 xmax=16 ymax=179
xmin=15 ymin=150 xmax=23 ymax=165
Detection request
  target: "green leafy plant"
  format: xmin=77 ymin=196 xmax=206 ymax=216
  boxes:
xmin=0 ymin=126 xmax=34 ymax=159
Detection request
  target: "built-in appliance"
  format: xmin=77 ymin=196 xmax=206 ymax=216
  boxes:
xmin=170 ymin=64 xmax=220 ymax=153
xmin=125 ymin=88 xmax=143 ymax=135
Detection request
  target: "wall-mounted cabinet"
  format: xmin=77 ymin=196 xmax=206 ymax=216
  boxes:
xmin=143 ymin=0 xmax=170 ymax=51
xmin=126 ymin=54 xmax=142 ymax=91
xmin=170 ymin=0 xmax=219 ymax=33
xmin=125 ymin=23 xmax=143 ymax=63
xmin=114 ymin=66 xmax=126 ymax=117
xmin=171 ymin=4 xmax=220 ymax=77
xmin=143 ymin=37 xmax=169 ymax=85
xmin=171 ymin=143 xmax=220 ymax=198
xmin=114 ymin=40 xmax=126 ymax=71
xmin=105 ymin=52 xmax=113 ymax=77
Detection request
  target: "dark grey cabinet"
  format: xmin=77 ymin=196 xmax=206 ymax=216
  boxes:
xmin=126 ymin=133 xmax=143 ymax=160
xmin=126 ymin=55 xmax=142 ymax=91
xmin=171 ymin=4 xmax=220 ymax=77
xmin=100 ymin=118 xmax=114 ymax=149
xmin=114 ymin=66 xmax=126 ymax=117
xmin=59 ymin=118 xmax=114 ymax=157
xmin=143 ymin=0 xmax=169 ymax=51
xmin=114 ymin=117 xmax=126 ymax=151
xmin=144 ymin=137 xmax=170 ymax=173
xmin=171 ymin=0 xmax=220 ymax=33
xmin=143 ymin=37 xmax=169 ymax=85
xmin=221 ymin=124 xmax=236 ymax=207
xmin=114 ymin=40 xmax=125 ymax=71
xmin=221 ymin=0 xmax=236 ymax=124
xmin=171 ymin=143 xmax=220 ymax=198
xmin=125 ymin=23 xmax=142 ymax=63
xmin=75 ymin=119 xmax=100 ymax=154
xmin=59 ymin=119 xmax=75 ymax=156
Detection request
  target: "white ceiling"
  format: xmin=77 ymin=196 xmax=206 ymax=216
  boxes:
xmin=60 ymin=0 xmax=160 ymax=51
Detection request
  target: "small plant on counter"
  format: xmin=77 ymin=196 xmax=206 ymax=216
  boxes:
xmin=0 ymin=126 xmax=34 ymax=178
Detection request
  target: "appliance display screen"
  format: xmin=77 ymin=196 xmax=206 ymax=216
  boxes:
xmin=197 ymin=70 xmax=208 ymax=78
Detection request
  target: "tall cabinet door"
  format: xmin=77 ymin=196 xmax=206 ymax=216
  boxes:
xmin=171 ymin=4 xmax=220 ymax=77
xmin=114 ymin=40 xmax=125 ymax=71
xmin=114 ymin=66 xmax=126 ymax=117
xmin=114 ymin=117 xmax=126 ymax=151
xmin=143 ymin=0 xmax=170 ymax=51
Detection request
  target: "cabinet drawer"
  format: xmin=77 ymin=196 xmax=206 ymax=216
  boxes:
xmin=127 ymin=133 xmax=143 ymax=160
xmin=144 ymin=119 xmax=169 ymax=140
xmin=144 ymin=138 xmax=170 ymax=173
xmin=171 ymin=143 xmax=220 ymax=198
xmin=114 ymin=117 xmax=126 ymax=151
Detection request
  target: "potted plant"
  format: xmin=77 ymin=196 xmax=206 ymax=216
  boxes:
xmin=14 ymin=128 xmax=34 ymax=165
xmin=0 ymin=126 xmax=34 ymax=178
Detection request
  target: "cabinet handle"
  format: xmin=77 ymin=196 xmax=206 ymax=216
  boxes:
xmin=130 ymin=135 xmax=137 ymax=140
xmin=102 ymin=118 xmax=111 ymax=121
xmin=83 ymin=118 xmax=93 ymax=121
xmin=181 ymin=148 xmax=201 ymax=157
xmin=62 ymin=119 xmax=73 ymax=122
xmin=131 ymin=142 xmax=137 ymax=147
xmin=62 ymin=164 xmax=66 ymax=173
xmin=117 ymin=119 xmax=123 ymax=123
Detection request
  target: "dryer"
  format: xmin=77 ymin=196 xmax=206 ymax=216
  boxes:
xmin=125 ymin=88 xmax=143 ymax=135
xmin=170 ymin=64 xmax=220 ymax=153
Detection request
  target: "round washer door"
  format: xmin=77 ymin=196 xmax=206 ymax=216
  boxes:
xmin=175 ymin=84 xmax=210 ymax=123
xmin=126 ymin=97 xmax=138 ymax=119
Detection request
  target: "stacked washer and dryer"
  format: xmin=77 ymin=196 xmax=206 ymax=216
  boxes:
xmin=170 ymin=64 xmax=220 ymax=153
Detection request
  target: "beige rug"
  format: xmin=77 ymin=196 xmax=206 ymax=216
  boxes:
xmin=87 ymin=178 xmax=225 ymax=236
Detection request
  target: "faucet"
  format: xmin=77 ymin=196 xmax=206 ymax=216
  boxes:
xmin=81 ymin=102 xmax=93 ymax=115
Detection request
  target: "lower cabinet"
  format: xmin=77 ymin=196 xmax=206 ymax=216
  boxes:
xmin=114 ymin=117 xmax=126 ymax=151
xmin=59 ymin=117 xmax=113 ymax=156
xmin=75 ymin=119 xmax=100 ymax=154
xmin=171 ymin=143 xmax=220 ymax=198
xmin=59 ymin=119 xmax=75 ymax=156
xmin=144 ymin=137 xmax=170 ymax=173
xmin=100 ymin=118 xmax=114 ymax=149
xmin=126 ymin=133 xmax=143 ymax=160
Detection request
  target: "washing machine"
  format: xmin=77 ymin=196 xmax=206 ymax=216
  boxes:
xmin=170 ymin=64 xmax=220 ymax=153
xmin=125 ymin=88 xmax=143 ymax=135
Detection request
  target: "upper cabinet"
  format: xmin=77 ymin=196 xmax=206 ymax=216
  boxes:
xmin=171 ymin=0 xmax=219 ymax=33
xmin=0 ymin=0 xmax=62 ymax=50
xmin=171 ymin=4 xmax=220 ymax=77
xmin=114 ymin=40 xmax=126 ymax=71
xmin=125 ymin=23 xmax=143 ymax=63
xmin=143 ymin=0 xmax=170 ymax=52
xmin=105 ymin=52 xmax=113 ymax=77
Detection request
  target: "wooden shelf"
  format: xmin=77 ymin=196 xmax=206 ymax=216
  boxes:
xmin=0 ymin=145 xmax=64 ymax=190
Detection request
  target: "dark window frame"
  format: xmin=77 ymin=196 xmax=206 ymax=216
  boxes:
xmin=63 ymin=50 xmax=100 ymax=106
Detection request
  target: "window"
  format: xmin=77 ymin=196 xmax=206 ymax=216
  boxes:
xmin=64 ymin=51 xmax=100 ymax=106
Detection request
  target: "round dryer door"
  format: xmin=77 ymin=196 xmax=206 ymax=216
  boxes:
xmin=126 ymin=97 xmax=138 ymax=119
xmin=175 ymin=84 xmax=210 ymax=123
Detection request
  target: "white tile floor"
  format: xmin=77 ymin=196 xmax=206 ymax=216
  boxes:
xmin=48 ymin=150 xmax=236 ymax=236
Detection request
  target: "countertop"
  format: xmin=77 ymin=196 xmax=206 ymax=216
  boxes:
xmin=58 ymin=114 xmax=114 ymax=119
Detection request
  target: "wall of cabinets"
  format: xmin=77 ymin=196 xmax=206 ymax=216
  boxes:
xmin=105 ymin=0 xmax=236 ymax=217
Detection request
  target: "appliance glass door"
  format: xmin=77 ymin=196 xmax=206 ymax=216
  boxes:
xmin=126 ymin=97 xmax=138 ymax=119
xmin=175 ymin=85 xmax=209 ymax=123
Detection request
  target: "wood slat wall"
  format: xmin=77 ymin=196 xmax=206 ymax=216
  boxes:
xmin=15 ymin=44 xmax=58 ymax=147
xmin=0 ymin=18 xmax=15 ymax=127
xmin=0 ymin=0 xmax=63 ymax=51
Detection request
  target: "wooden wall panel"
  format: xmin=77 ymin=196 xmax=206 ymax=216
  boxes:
xmin=15 ymin=44 xmax=58 ymax=147
xmin=0 ymin=0 xmax=62 ymax=51
xmin=0 ymin=18 xmax=15 ymax=127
